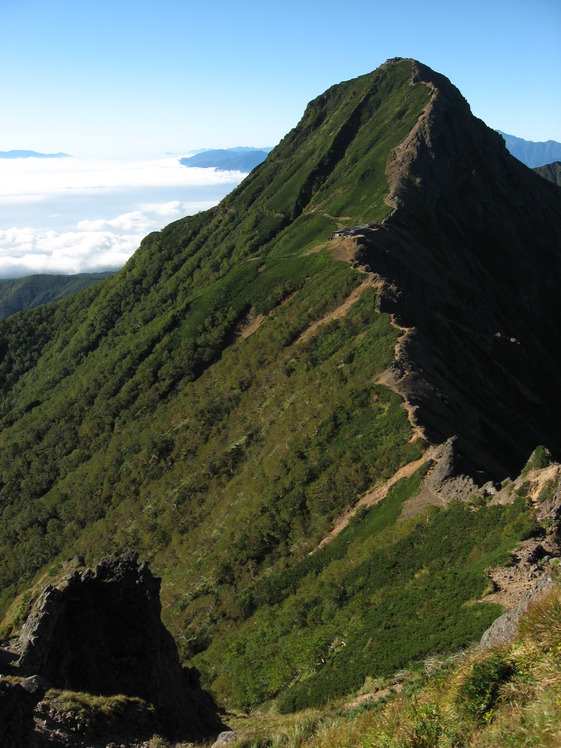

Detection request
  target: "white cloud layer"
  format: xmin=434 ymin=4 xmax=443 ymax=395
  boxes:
xmin=0 ymin=157 xmax=242 ymax=203
xmin=0 ymin=157 xmax=245 ymax=277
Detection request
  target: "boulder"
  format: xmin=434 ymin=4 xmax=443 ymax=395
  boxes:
xmin=212 ymin=731 xmax=240 ymax=746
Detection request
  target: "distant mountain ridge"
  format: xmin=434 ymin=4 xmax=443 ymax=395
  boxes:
xmin=534 ymin=161 xmax=561 ymax=186
xmin=180 ymin=146 xmax=271 ymax=172
xmin=0 ymin=272 xmax=113 ymax=319
xmin=0 ymin=149 xmax=70 ymax=159
xmin=498 ymin=131 xmax=561 ymax=168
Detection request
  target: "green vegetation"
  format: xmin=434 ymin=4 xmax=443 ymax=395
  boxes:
xmin=456 ymin=651 xmax=515 ymax=722
xmin=197 ymin=482 xmax=535 ymax=712
xmin=0 ymin=272 xmax=113 ymax=319
xmin=203 ymin=579 xmax=561 ymax=748
xmin=521 ymin=444 xmax=551 ymax=474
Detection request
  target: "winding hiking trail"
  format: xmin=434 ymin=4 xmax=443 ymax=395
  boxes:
xmin=298 ymin=236 xmax=436 ymax=550
xmin=239 ymin=235 xmax=435 ymax=553
xmin=296 ymin=274 xmax=376 ymax=344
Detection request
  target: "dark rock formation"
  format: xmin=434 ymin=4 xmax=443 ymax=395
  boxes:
xmin=17 ymin=552 xmax=225 ymax=741
xmin=0 ymin=679 xmax=40 ymax=747
xmin=359 ymin=60 xmax=561 ymax=481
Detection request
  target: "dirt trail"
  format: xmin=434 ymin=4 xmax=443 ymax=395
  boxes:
xmin=376 ymin=321 xmax=424 ymax=444
xmin=297 ymin=274 xmax=376 ymax=344
xmin=298 ymin=241 xmax=433 ymax=550
xmin=238 ymin=312 xmax=266 ymax=339
xmin=316 ymin=444 xmax=437 ymax=550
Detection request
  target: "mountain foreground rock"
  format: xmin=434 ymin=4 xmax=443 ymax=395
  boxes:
xmin=1 ymin=553 xmax=224 ymax=744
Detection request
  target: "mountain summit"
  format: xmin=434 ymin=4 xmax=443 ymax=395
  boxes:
xmin=1 ymin=59 xmax=561 ymax=728
xmin=354 ymin=60 xmax=561 ymax=478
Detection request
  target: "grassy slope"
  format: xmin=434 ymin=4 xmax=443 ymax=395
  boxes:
xmin=195 ymin=468 xmax=536 ymax=712
xmin=217 ymin=575 xmax=561 ymax=748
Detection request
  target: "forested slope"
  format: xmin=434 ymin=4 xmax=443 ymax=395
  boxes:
xmin=0 ymin=272 xmax=112 ymax=319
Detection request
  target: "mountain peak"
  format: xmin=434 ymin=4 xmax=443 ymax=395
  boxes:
xmin=341 ymin=60 xmax=561 ymax=477
xmin=1 ymin=60 xmax=561 ymax=731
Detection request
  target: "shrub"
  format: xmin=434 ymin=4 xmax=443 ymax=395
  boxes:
xmin=457 ymin=652 xmax=515 ymax=722
xmin=522 ymin=445 xmax=551 ymax=475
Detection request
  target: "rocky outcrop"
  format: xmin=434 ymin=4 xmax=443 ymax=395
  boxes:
xmin=422 ymin=437 xmax=479 ymax=501
xmin=399 ymin=437 xmax=480 ymax=521
xmin=15 ymin=552 xmax=225 ymax=741
xmin=211 ymin=731 xmax=240 ymax=747
xmin=479 ymin=574 xmax=554 ymax=650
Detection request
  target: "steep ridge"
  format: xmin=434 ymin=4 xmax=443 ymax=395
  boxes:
xmin=358 ymin=61 xmax=561 ymax=478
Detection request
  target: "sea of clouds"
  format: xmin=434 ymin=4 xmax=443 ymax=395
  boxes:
xmin=0 ymin=157 xmax=245 ymax=278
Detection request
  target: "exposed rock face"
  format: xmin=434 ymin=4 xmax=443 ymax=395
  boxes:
xmin=360 ymin=60 xmax=561 ymax=481
xmin=423 ymin=437 xmax=479 ymax=501
xmin=16 ymin=552 xmax=225 ymax=741
xmin=478 ymin=574 xmax=554 ymax=650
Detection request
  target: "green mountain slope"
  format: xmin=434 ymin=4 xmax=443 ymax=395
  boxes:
xmin=0 ymin=272 xmax=113 ymax=319
xmin=0 ymin=59 xmax=427 ymax=595
xmin=1 ymin=59 xmax=561 ymax=716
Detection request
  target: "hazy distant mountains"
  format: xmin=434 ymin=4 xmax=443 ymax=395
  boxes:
xmin=180 ymin=146 xmax=271 ymax=172
xmin=0 ymin=150 xmax=70 ymax=159
xmin=498 ymin=131 xmax=561 ymax=168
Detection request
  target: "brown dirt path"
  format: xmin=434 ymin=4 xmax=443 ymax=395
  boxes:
xmin=316 ymin=444 xmax=437 ymax=550
xmin=296 ymin=274 xmax=376 ymax=344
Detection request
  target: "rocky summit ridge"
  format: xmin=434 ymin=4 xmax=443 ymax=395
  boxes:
xmin=350 ymin=59 xmax=561 ymax=479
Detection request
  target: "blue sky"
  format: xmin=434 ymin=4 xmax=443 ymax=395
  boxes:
xmin=0 ymin=0 xmax=560 ymax=277
xmin=1 ymin=0 xmax=560 ymax=158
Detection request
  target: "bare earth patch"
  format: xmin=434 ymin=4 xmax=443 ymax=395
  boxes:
xmin=297 ymin=274 xmax=376 ymax=344
xmin=316 ymin=445 xmax=437 ymax=550
xmin=237 ymin=312 xmax=266 ymax=339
